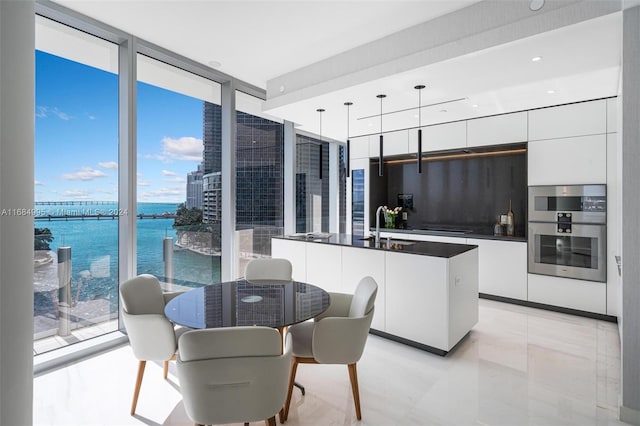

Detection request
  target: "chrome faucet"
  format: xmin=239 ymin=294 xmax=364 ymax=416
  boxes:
xmin=375 ymin=205 xmax=384 ymax=246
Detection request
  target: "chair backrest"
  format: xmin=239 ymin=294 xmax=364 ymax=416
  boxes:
xmin=120 ymin=274 xmax=165 ymax=315
xmin=311 ymin=277 xmax=378 ymax=364
xmin=177 ymin=327 xmax=291 ymax=425
xmin=120 ymin=274 xmax=177 ymax=361
xmin=348 ymin=276 xmax=378 ymax=317
xmin=245 ymin=258 xmax=292 ymax=281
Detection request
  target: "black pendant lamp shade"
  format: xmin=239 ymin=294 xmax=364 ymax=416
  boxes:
xmin=415 ymin=85 xmax=425 ymax=174
xmin=344 ymin=102 xmax=352 ymax=178
xmin=377 ymin=94 xmax=386 ymax=177
xmin=317 ymin=108 xmax=325 ymax=180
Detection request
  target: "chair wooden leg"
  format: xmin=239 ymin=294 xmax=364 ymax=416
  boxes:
xmin=348 ymin=363 xmax=362 ymax=420
xmin=163 ymin=360 xmax=169 ymax=379
xmin=131 ymin=360 xmax=146 ymax=415
xmin=282 ymin=357 xmax=299 ymax=422
xmin=266 ymin=416 xmax=277 ymax=426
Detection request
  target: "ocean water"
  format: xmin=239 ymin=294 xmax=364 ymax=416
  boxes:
xmin=34 ymin=202 xmax=220 ymax=314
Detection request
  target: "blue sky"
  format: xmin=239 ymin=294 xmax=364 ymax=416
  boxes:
xmin=35 ymin=50 xmax=204 ymax=203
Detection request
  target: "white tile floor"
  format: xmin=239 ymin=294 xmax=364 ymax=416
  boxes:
xmin=33 ymin=299 xmax=626 ymax=426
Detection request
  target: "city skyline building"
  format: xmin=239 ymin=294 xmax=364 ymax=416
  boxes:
xmin=186 ymin=164 xmax=204 ymax=209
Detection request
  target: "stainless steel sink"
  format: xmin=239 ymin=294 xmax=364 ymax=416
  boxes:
xmin=357 ymin=237 xmax=417 ymax=246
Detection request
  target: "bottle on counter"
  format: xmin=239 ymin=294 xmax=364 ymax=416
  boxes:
xmin=506 ymin=199 xmax=515 ymax=237
xmin=493 ymin=217 xmax=504 ymax=236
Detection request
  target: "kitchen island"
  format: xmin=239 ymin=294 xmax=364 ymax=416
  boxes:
xmin=271 ymin=234 xmax=479 ymax=355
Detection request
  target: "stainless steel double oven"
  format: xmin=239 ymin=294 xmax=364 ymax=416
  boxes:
xmin=528 ymin=185 xmax=606 ymax=282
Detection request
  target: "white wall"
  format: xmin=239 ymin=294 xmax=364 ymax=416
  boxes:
xmin=0 ymin=1 xmax=35 ymax=424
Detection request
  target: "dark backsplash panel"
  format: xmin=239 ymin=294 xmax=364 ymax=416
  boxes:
xmin=369 ymin=149 xmax=527 ymax=237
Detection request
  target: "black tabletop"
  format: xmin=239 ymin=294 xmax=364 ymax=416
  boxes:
xmin=164 ymin=279 xmax=331 ymax=329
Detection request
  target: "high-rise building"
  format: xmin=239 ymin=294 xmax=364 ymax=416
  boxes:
xmin=186 ymin=164 xmax=204 ymax=209
xmin=201 ymin=101 xmax=284 ymax=256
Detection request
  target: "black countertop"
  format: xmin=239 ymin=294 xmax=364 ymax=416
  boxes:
xmin=273 ymin=233 xmax=477 ymax=259
xmin=374 ymin=227 xmax=527 ymax=243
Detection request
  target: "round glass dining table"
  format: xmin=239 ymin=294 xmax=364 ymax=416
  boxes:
xmin=164 ymin=279 xmax=331 ymax=329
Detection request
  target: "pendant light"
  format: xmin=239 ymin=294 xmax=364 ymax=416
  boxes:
xmin=377 ymin=94 xmax=386 ymax=177
xmin=344 ymin=102 xmax=353 ymax=178
xmin=415 ymin=85 xmax=425 ymax=174
xmin=317 ymin=108 xmax=324 ymax=180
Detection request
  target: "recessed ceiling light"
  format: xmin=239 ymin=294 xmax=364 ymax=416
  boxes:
xmin=207 ymin=60 xmax=222 ymax=68
xmin=279 ymin=85 xmax=285 ymax=93
xmin=531 ymin=56 xmax=542 ymax=62
xmin=471 ymin=104 xmax=479 ymax=108
xmin=547 ymin=90 xmax=556 ymax=94
xmin=529 ymin=0 xmax=544 ymax=11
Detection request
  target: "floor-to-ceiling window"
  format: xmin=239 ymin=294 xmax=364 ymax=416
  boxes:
xmin=295 ymin=134 xmax=329 ymax=233
xmin=34 ymin=16 xmax=119 ymax=352
xmin=136 ymin=54 xmax=222 ymax=290
xmin=235 ymin=91 xmax=284 ymax=277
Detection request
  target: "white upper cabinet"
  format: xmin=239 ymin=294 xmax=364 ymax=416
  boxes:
xmin=467 ymin=111 xmax=527 ymax=147
xmin=349 ymin=135 xmax=370 ymax=159
xmin=408 ymin=121 xmax=466 ymax=153
xmin=370 ymin=130 xmax=409 ymax=157
xmin=528 ymin=134 xmax=607 ymax=185
xmin=528 ymin=99 xmax=607 ymax=141
xmin=607 ymin=97 xmax=618 ymax=134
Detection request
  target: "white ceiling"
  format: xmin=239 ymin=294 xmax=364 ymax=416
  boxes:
xmin=52 ymin=0 xmax=622 ymax=141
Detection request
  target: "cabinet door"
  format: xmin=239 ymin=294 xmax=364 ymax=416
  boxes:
xmin=385 ymin=251 xmax=449 ymax=350
xmin=349 ymin=136 xmax=369 ymax=160
xmin=370 ymin=130 xmax=408 ymax=157
xmin=528 ymin=273 xmax=606 ymax=314
xmin=408 ymin=121 xmax=466 ymax=152
xmin=341 ymin=246 xmax=386 ymax=331
xmin=467 ymin=112 xmax=527 ymax=147
xmin=305 ymin=243 xmax=342 ymax=293
xmin=528 ymin=100 xmax=606 ymax=141
xmin=271 ymin=238 xmax=307 ymax=281
xmin=466 ymin=238 xmax=527 ymax=300
xmin=528 ymin=134 xmax=606 ymax=185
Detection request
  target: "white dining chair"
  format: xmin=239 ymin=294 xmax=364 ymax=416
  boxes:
xmin=119 ymin=274 xmax=185 ymax=415
xmin=283 ymin=276 xmax=378 ymax=421
xmin=245 ymin=257 xmax=292 ymax=281
xmin=177 ymin=326 xmax=291 ymax=426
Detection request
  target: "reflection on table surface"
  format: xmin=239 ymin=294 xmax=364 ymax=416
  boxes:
xmin=164 ymin=279 xmax=330 ymax=329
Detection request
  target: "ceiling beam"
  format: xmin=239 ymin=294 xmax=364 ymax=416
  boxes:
xmin=265 ymin=0 xmax=621 ymax=111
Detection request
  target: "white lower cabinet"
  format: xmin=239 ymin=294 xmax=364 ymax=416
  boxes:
xmin=527 ymin=273 xmax=606 ymax=314
xmin=385 ymin=249 xmax=479 ymax=351
xmin=379 ymin=231 xmax=464 ymax=244
xmin=271 ymin=238 xmax=307 ymax=281
xmin=341 ymin=246 xmax=386 ymax=331
xmin=466 ymin=239 xmax=527 ymax=300
xmin=305 ymin=243 xmax=342 ymax=293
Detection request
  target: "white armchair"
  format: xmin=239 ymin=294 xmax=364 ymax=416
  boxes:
xmin=245 ymin=257 xmax=292 ymax=281
xmin=283 ymin=276 xmax=378 ymax=421
xmin=119 ymin=274 xmax=184 ymax=415
xmin=177 ymin=326 xmax=292 ymax=426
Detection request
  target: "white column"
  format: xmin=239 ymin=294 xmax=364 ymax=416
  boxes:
xmin=620 ymin=5 xmax=640 ymax=425
xmin=0 ymin=1 xmax=35 ymax=425
xmin=329 ymin=143 xmax=339 ymax=234
xmin=118 ymin=36 xmax=137 ymax=283
xmin=283 ymin=121 xmax=296 ymax=235
xmin=221 ymin=81 xmax=237 ymax=281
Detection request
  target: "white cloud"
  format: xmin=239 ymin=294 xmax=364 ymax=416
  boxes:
xmin=36 ymin=106 xmax=72 ymax=121
xmin=62 ymin=167 xmax=108 ymax=181
xmin=161 ymin=136 xmax=203 ymax=162
xmin=99 ymin=161 xmax=118 ymax=170
xmin=34 ymin=180 xmax=44 ymax=186
xmin=138 ymin=187 xmax=184 ymax=201
xmin=164 ymin=177 xmax=186 ymax=183
xmin=63 ymin=189 xmax=90 ymax=199
xmin=161 ymin=169 xmax=177 ymax=176
xmin=137 ymin=179 xmax=152 ymax=187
